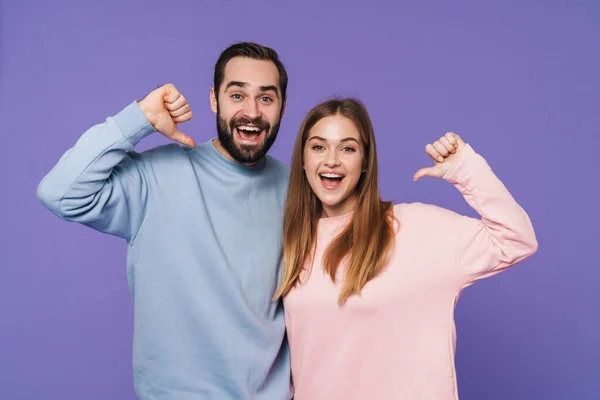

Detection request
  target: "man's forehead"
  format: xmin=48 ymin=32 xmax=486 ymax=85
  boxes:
xmin=223 ymin=58 xmax=279 ymax=89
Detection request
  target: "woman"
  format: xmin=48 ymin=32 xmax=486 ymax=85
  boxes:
xmin=274 ymin=98 xmax=538 ymax=399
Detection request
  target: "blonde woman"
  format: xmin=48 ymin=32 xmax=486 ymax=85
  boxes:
xmin=274 ymin=98 xmax=538 ymax=400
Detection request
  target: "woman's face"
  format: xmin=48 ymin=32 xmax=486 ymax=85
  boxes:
xmin=303 ymin=114 xmax=365 ymax=218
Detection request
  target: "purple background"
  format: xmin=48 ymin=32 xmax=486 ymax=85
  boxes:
xmin=1 ymin=1 xmax=598 ymax=399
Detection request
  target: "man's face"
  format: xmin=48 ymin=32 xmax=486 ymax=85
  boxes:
xmin=210 ymin=57 xmax=285 ymax=165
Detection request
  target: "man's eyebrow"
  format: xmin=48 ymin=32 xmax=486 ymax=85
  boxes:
xmin=224 ymin=81 xmax=279 ymax=97
xmin=225 ymin=81 xmax=247 ymax=90
xmin=259 ymin=85 xmax=279 ymax=96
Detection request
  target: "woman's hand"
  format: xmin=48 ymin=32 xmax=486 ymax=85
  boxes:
xmin=413 ymin=132 xmax=466 ymax=181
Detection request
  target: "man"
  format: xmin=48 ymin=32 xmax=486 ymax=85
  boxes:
xmin=37 ymin=42 xmax=292 ymax=399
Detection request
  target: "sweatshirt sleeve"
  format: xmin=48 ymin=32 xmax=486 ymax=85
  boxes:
xmin=441 ymin=144 xmax=538 ymax=285
xmin=36 ymin=101 xmax=155 ymax=241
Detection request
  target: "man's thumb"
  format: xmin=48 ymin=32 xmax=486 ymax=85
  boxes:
xmin=171 ymin=130 xmax=196 ymax=148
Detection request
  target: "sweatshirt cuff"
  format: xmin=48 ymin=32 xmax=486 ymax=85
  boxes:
xmin=113 ymin=101 xmax=156 ymax=146
xmin=442 ymin=143 xmax=481 ymax=184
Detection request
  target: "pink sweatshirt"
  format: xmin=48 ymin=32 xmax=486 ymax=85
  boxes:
xmin=283 ymin=144 xmax=538 ymax=400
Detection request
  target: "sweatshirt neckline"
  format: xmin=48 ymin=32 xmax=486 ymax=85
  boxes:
xmin=318 ymin=210 xmax=354 ymax=228
xmin=205 ymin=138 xmax=267 ymax=175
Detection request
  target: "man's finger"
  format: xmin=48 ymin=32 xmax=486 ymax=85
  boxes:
xmin=163 ymin=84 xmax=181 ymax=103
xmin=173 ymin=111 xmax=193 ymax=123
xmin=165 ymin=95 xmax=187 ymax=111
xmin=170 ymin=104 xmax=191 ymax=118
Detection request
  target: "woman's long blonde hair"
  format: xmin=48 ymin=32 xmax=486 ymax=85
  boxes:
xmin=274 ymin=98 xmax=396 ymax=305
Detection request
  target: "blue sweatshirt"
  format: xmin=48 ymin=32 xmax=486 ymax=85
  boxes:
xmin=36 ymin=102 xmax=292 ymax=399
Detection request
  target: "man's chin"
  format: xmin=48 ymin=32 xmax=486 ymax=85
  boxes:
xmin=233 ymin=134 xmax=266 ymax=151
xmin=236 ymin=151 xmax=264 ymax=164
xmin=229 ymin=141 xmax=266 ymax=163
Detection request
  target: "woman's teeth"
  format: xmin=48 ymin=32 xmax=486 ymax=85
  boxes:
xmin=320 ymin=173 xmax=343 ymax=179
xmin=320 ymin=173 xmax=344 ymax=188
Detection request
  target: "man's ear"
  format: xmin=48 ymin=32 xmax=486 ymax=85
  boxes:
xmin=280 ymin=96 xmax=287 ymax=117
xmin=210 ymin=87 xmax=218 ymax=114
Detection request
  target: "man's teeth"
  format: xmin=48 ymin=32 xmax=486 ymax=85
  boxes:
xmin=320 ymin=173 xmax=343 ymax=178
xmin=237 ymin=126 xmax=261 ymax=132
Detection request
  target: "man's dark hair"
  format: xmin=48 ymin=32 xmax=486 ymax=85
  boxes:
xmin=213 ymin=42 xmax=288 ymax=101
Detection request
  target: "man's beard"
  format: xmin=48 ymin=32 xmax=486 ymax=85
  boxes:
xmin=216 ymin=108 xmax=281 ymax=164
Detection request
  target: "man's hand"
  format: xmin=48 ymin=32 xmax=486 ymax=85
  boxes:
xmin=138 ymin=84 xmax=196 ymax=148
xmin=413 ymin=132 xmax=466 ymax=181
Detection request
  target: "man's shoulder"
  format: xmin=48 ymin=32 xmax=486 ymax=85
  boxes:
xmin=127 ymin=143 xmax=191 ymax=170
xmin=134 ymin=142 xmax=187 ymax=157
